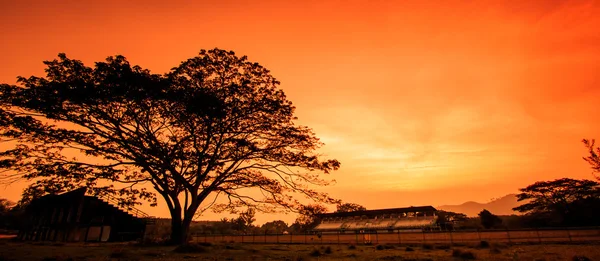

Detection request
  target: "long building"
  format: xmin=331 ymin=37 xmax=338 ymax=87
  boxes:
xmin=312 ymin=206 xmax=438 ymax=234
xmin=18 ymin=188 xmax=151 ymax=242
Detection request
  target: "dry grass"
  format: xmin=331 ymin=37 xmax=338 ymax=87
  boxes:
xmin=1 ymin=239 xmax=600 ymax=260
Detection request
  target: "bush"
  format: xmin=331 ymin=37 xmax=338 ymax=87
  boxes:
xmin=309 ymin=249 xmax=321 ymax=257
xmin=478 ymin=241 xmax=490 ymax=248
xmin=348 ymin=244 xmax=356 ymax=250
xmin=572 ymin=256 xmax=592 ymax=261
xmin=173 ymin=244 xmax=207 ymax=253
xmin=324 ymin=246 xmax=332 ymax=254
xmin=376 ymin=245 xmax=385 ymax=250
xmin=109 ymin=248 xmax=128 ymax=258
xmin=422 ymin=244 xmax=434 ymax=250
xmin=452 ymin=249 xmax=476 ymax=259
xmin=405 ymin=246 xmax=414 ymax=252
xmin=40 ymin=257 xmax=74 ymax=261
xmin=384 ymin=244 xmax=395 ymax=249
xmin=436 ymin=244 xmax=451 ymax=250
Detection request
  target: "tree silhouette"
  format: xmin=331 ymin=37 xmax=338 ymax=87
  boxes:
xmin=0 ymin=49 xmax=340 ymax=244
xmin=435 ymin=210 xmax=467 ymax=230
xmin=478 ymin=209 xmax=502 ymax=229
xmin=335 ymin=202 xmax=366 ymax=213
xmin=290 ymin=204 xmax=327 ymax=232
xmin=583 ymin=139 xmax=600 ymax=179
xmin=261 ymin=220 xmax=288 ymax=234
xmin=513 ymin=178 xmax=600 ymax=227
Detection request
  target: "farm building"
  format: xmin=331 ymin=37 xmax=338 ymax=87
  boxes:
xmin=17 ymin=188 xmax=152 ymax=242
xmin=312 ymin=206 xmax=438 ymax=234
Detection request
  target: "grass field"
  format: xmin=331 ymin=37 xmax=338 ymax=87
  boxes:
xmin=1 ymin=239 xmax=600 ymax=261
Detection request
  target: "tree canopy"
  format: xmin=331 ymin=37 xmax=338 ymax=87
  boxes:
xmin=478 ymin=209 xmax=502 ymax=229
xmin=0 ymin=49 xmax=340 ymax=244
xmin=513 ymin=178 xmax=600 ymax=227
xmin=335 ymin=202 xmax=366 ymax=213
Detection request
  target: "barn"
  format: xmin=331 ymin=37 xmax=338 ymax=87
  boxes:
xmin=312 ymin=206 xmax=438 ymax=234
xmin=17 ymin=188 xmax=151 ymax=242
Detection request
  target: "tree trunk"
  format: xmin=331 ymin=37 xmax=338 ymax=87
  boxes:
xmin=170 ymin=214 xmax=184 ymax=245
xmin=169 ymin=210 xmax=195 ymax=245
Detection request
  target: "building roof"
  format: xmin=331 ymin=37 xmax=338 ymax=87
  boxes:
xmin=316 ymin=206 xmax=437 ymax=219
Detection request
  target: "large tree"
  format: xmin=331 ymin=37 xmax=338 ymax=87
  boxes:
xmin=0 ymin=49 xmax=340 ymax=244
xmin=513 ymin=178 xmax=600 ymax=227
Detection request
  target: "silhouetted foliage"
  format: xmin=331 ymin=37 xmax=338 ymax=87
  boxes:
xmin=260 ymin=220 xmax=288 ymax=234
xmin=0 ymin=49 xmax=340 ymax=244
xmin=583 ymin=139 xmax=600 ymax=179
xmin=335 ymin=202 xmax=366 ymax=213
xmin=436 ymin=210 xmax=467 ymax=230
xmin=289 ymin=204 xmax=327 ymax=232
xmin=478 ymin=209 xmax=502 ymax=229
xmin=513 ymin=178 xmax=600 ymax=227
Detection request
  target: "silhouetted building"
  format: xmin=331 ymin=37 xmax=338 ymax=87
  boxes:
xmin=313 ymin=206 xmax=438 ymax=234
xmin=18 ymin=188 xmax=151 ymax=242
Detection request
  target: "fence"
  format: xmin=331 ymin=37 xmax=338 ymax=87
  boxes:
xmin=190 ymin=227 xmax=600 ymax=245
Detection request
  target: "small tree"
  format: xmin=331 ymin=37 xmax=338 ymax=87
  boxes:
xmin=261 ymin=220 xmax=288 ymax=234
xmin=478 ymin=209 xmax=502 ymax=229
xmin=335 ymin=202 xmax=366 ymax=213
xmin=289 ymin=204 xmax=328 ymax=233
xmin=0 ymin=49 xmax=340 ymax=244
xmin=583 ymin=139 xmax=600 ymax=179
xmin=436 ymin=210 xmax=467 ymax=230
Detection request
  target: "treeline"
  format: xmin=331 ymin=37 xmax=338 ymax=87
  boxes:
xmin=438 ymin=178 xmax=600 ymax=230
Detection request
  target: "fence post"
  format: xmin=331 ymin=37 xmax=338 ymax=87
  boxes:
xmin=397 ymin=230 xmax=401 ymax=245
xmin=506 ymin=228 xmax=511 ymax=244
xmin=304 ymin=233 xmax=307 ymax=244
xmin=356 ymin=232 xmax=359 ymax=244
xmin=290 ymin=232 xmax=293 ymax=244
xmin=535 ymin=228 xmax=541 ymax=243
xmin=337 ymin=232 xmax=340 ymax=245
xmin=567 ymin=228 xmax=572 ymax=242
xmin=422 ymin=230 xmax=426 ymax=244
xmin=276 ymin=233 xmax=279 ymax=244
xmin=375 ymin=232 xmax=379 ymax=244
xmin=477 ymin=229 xmax=482 ymax=241
xmin=449 ymin=230 xmax=453 ymax=245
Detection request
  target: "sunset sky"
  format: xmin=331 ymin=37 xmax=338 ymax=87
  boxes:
xmin=1 ymin=0 xmax=599 ymax=224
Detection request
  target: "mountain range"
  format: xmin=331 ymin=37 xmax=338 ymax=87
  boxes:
xmin=437 ymin=194 xmax=521 ymax=217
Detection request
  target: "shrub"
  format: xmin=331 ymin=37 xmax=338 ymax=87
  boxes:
xmin=405 ymin=246 xmax=415 ymax=252
xmin=572 ymin=256 xmax=592 ymax=261
xmin=324 ymin=246 xmax=332 ymax=254
xmin=436 ymin=244 xmax=451 ymax=250
xmin=109 ymin=248 xmax=128 ymax=258
xmin=460 ymin=251 xmax=476 ymax=260
xmin=309 ymin=249 xmax=321 ymax=257
xmin=452 ymin=249 xmax=476 ymax=260
xmin=376 ymin=244 xmax=385 ymax=250
xmin=422 ymin=244 xmax=434 ymax=250
xmin=478 ymin=241 xmax=490 ymax=248
xmin=173 ymin=244 xmax=207 ymax=253
xmin=348 ymin=244 xmax=357 ymax=250
xmin=452 ymin=249 xmax=462 ymax=257
xmin=384 ymin=244 xmax=395 ymax=249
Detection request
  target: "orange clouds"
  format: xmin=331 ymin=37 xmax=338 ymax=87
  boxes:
xmin=0 ymin=0 xmax=599 ymax=223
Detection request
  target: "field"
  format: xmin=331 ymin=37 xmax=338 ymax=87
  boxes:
xmin=190 ymin=228 xmax=600 ymax=245
xmin=1 ymin=239 xmax=600 ymax=261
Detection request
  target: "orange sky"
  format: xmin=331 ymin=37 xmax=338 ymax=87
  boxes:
xmin=1 ymin=0 xmax=599 ymax=224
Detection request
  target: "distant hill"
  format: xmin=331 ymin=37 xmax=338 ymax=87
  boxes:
xmin=437 ymin=194 xmax=521 ymax=217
